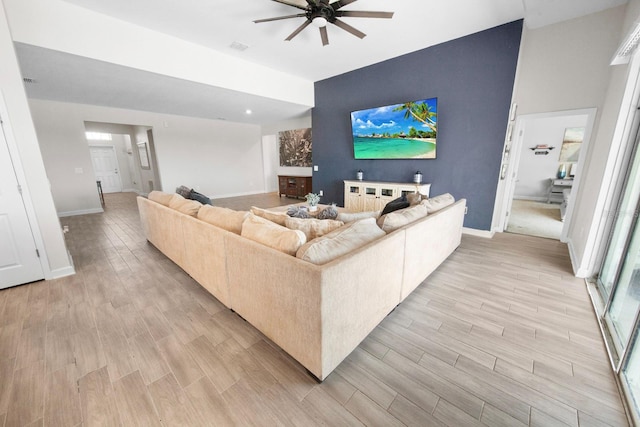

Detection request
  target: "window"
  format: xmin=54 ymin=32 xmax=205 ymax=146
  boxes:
xmin=85 ymin=132 xmax=112 ymax=141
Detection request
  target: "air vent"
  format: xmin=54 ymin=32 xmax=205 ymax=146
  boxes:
xmin=229 ymin=41 xmax=249 ymax=52
xmin=22 ymin=77 xmax=37 ymax=84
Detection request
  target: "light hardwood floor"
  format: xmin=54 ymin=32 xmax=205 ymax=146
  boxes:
xmin=0 ymin=192 xmax=630 ymax=426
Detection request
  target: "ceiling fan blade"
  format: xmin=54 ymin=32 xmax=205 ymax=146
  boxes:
xmin=320 ymin=26 xmax=329 ymax=46
xmin=332 ymin=18 xmax=366 ymax=39
xmin=331 ymin=0 xmax=358 ymax=10
xmin=334 ymin=11 xmax=394 ymax=19
xmin=285 ymin=19 xmax=312 ymax=41
xmin=270 ymin=0 xmax=308 ymax=11
xmin=254 ymin=13 xmax=307 ymax=23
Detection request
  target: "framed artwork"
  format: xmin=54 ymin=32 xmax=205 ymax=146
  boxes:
xmin=559 ymin=127 xmax=585 ymax=163
xmin=138 ymin=142 xmax=151 ymax=169
xmin=279 ymin=128 xmax=312 ymax=167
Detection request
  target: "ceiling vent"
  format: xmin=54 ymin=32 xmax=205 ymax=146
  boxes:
xmin=22 ymin=77 xmax=37 ymax=84
xmin=229 ymin=41 xmax=249 ymax=52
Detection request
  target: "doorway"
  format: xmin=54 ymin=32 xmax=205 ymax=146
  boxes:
xmin=497 ymin=108 xmax=596 ymax=241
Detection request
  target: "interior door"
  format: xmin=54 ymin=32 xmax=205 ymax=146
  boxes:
xmin=90 ymin=145 xmax=122 ymax=193
xmin=0 ymin=120 xmax=44 ymax=289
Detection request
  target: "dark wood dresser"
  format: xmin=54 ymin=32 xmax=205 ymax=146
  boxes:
xmin=278 ymin=175 xmax=312 ymax=199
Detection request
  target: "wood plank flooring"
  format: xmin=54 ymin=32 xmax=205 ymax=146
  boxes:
xmin=0 ymin=191 xmax=630 ymax=426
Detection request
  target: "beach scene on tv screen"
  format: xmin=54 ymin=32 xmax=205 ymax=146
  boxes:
xmin=351 ymin=97 xmax=437 ymax=159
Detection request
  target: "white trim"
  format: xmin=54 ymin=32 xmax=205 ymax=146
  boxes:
xmin=580 ymin=50 xmax=640 ymax=277
xmin=58 ymin=207 xmax=104 ymax=217
xmin=211 ymin=190 xmax=275 ymax=199
xmin=566 ymin=237 xmax=589 ymax=278
xmin=513 ymin=195 xmax=548 ymax=202
xmin=462 ymin=227 xmax=495 ymax=239
xmin=48 ymin=265 xmax=75 ymax=279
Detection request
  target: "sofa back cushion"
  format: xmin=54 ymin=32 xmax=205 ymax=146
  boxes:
xmin=241 ymin=214 xmax=306 ymax=256
xmin=250 ymin=206 xmax=288 ymax=226
xmin=168 ymin=194 xmax=202 ymax=217
xmin=198 ymin=205 xmax=249 ymax=235
xmin=296 ymin=218 xmax=386 ymax=265
xmin=336 ymin=210 xmax=380 ymax=224
xmin=148 ymin=191 xmax=173 ymax=206
xmin=420 ymin=193 xmax=455 ymax=214
xmin=377 ymin=204 xmax=428 ymax=233
xmin=284 ymin=217 xmax=344 ymax=241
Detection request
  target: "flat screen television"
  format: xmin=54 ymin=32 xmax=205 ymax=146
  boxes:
xmin=351 ymin=97 xmax=437 ymax=159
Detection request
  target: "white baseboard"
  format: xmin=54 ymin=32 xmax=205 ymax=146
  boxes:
xmin=57 ymin=207 xmax=104 ymax=217
xmin=566 ymin=238 xmax=589 ymax=278
xmin=462 ymin=227 xmax=495 ymax=238
xmin=211 ymin=190 xmax=272 ymax=199
xmin=514 ymin=196 xmax=549 ymax=202
xmin=46 ymin=265 xmax=75 ymax=279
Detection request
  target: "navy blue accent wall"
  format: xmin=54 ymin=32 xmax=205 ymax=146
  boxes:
xmin=312 ymin=20 xmax=523 ymax=230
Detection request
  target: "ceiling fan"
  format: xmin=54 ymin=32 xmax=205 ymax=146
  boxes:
xmin=254 ymin=0 xmax=394 ymax=46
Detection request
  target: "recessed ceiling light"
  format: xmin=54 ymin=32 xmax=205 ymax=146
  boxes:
xmin=245 ymin=109 xmax=252 ymax=115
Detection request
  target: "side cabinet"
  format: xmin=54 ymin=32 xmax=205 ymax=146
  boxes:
xmin=344 ymin=180 xmax=431 ymax=212
xmin=278 ymin=175 xmax=312 ymax=199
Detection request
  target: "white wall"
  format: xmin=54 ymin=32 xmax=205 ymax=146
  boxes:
xmin=508 ymin=5 xmax=628 ymax=275
xmin=29 ymin=99 xmax=266 ymax=213
xmin=514 ymin=114 xmax=588 ymax=200
xmin=0 ymin=0 xmax=72 ymax=277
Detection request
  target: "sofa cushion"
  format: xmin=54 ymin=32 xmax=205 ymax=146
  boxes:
xmin=420 ymin=193 xmax=455 ymax=213
xmin=336 ymin=210 xmax=380 ymax=223
xmin=169 ymin=194 xmax=202 ymax=217
xmin=380 ymin=195 xmax=410 ymax=216
xmin=198 ymin=205 xmax=248 ymax=235
xmin=377 ymin=204 xmax=428 ymax=233
xmin=242 ymin=214 xmax=306 ymax=256
xmin=148 ymin=191 xmax=173 ymax=206
xmin=284 ymin=217 xmax=344 ymax=241
xmin=296 ymin=218 xmax=386 ymax=265
xmin=250 ymin=206 xmax=288 ymax=226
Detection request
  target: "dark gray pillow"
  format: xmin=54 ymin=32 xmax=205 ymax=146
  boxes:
xmin=189 ymin=190 xmax=212 ymax=205
xmin=381 ymin=195 xmax=409 ymax=216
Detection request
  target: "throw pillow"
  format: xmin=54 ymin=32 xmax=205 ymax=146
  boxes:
xmin=250 ymin=206 xmax=288 ymax=226
xmin=380 ymin=195 xmax=410 ymax=216
xmin=420 ymin=193 xmax=455 ymax=213
xmin=148 ymin=191 xmax=173 ymax=206
xmin=317 ymin=204 xmax=339 ymax=220
xmin=406 ymin=192 xmax=422 ymax=206
xmin=336 ymin=210 xmax=380 ymax=223
xmin=284 ymin=217 xmax=344 ymax=241
xmin=168 ymin=194 xmax=202 ymax=217
xmin=296 ymin=218 xmax=386 ymax=265
xmin=377 ymin=204 xmax=428 ymax=233
xmin=175 ymin=185 xmax=192 ymax=198
xmin=287 ymin=206 xmax=311 ymax=218
xmin=189 ymin=190 xmax=213 ymax=205
xmin=241 ymin=214 xmax=306 ymax=256
xmin=198 ymin=205 xmax=248 ymax=235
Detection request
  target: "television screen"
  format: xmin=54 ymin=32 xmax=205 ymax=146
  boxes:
xmin=351 ymin=97 xmax=437 ymax=159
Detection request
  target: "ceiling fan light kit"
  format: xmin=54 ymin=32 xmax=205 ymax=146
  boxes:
xmin=254 ymin=0 xmax=393 ymax=46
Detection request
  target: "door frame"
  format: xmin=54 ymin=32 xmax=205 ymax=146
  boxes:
xmin=0 ymin=95 xmax=49 ymax=280
xmin=494 ymin=108 xmax=597 ymax=243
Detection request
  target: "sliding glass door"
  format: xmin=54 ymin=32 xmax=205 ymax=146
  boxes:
xmin=597 ymin=132 xmax=640 ymax=420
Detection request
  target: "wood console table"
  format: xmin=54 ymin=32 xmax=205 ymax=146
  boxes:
xmin=344 ymin=180 xmax=431 ymax=212
xmin=278 ymin=175 xmax=312 ymax=199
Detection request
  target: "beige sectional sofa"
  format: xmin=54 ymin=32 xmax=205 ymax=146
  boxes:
xmin=137 ymin=192 xmax=466 ymax=380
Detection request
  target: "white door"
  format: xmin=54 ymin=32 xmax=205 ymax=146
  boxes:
xmin=90 ymin=146 xmax=122 ymax=193
xmin=0 ymin=120 xmax=44 ymax=289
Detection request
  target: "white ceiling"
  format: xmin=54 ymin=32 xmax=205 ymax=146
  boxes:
xmin=15 ymin=0 xmax=628 ymax=125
